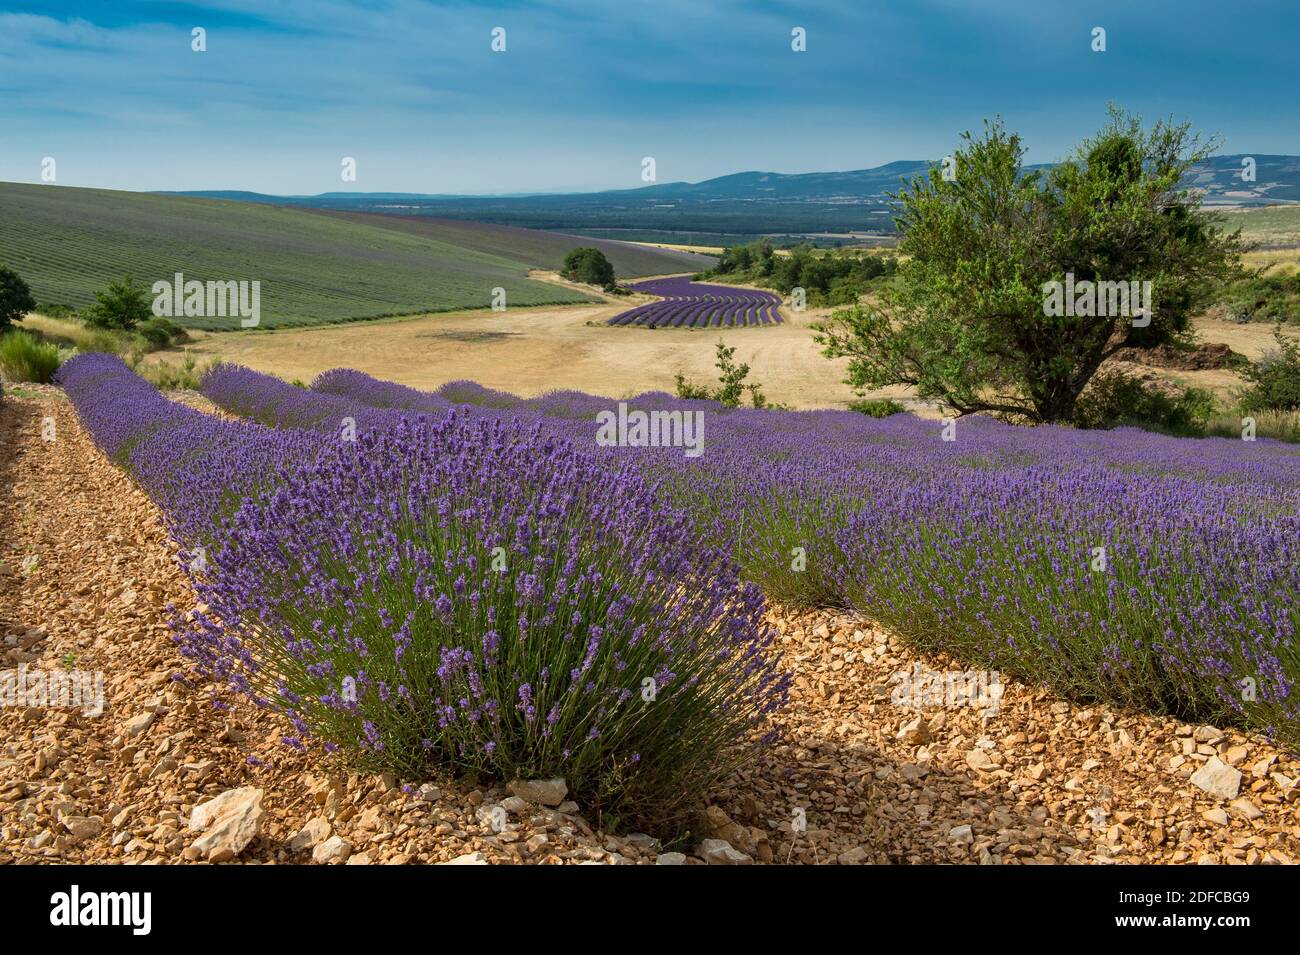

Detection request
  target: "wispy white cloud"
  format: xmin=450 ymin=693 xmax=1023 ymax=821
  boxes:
xmin=0 ymin=1 xmax=1296 ymax=192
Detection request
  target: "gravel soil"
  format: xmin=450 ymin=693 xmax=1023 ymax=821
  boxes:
xmin=2 ymin=392 xmax=1297 ymax=865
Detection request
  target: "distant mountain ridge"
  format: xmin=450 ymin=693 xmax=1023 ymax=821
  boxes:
xmin=167 ymin=154 xmax=1300 ymax=206
xmin=167 ymin=155 xmax=1300 ymax=238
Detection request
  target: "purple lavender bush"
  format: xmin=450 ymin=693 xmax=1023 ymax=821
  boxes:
xmin=175 ymin=414 xmax=788 ymax=830
xmin=62 ymin=354 xmax=790 ymax=831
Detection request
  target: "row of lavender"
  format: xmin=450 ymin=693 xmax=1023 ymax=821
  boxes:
xmin=57 ymin=354 xmax=790 ymax=831
xmin=199 ymin=363 xmax=1300 ymax=749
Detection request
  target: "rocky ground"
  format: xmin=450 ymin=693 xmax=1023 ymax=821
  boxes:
xmin=1 ymin=389 xmax=1297 ymax=865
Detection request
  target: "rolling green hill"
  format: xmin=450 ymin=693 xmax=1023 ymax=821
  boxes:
xmin=302 ymin=209 xmax=717 ymax=276
xmin=0 ymin=183 xmax=706 ymax=330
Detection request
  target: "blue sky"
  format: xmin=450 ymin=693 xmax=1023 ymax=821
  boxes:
xmin=1 ymin=0 xmax=1297 ymax=194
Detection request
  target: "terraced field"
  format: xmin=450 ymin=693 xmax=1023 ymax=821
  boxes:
xmin=610 ymin=276 xmax=783 ymax=328
xmin=0 ymin=183 xmax=705 ymax=329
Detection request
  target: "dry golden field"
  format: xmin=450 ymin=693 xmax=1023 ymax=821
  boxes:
xmin=130 ymin=289 xmax=1292 ymax=413
xmin=160 ymin=296 xmax=909 ymax=411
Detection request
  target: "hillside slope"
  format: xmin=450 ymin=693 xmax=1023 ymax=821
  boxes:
xmin=0 ymin=183 xmax=701 ymax=329
xmin=302 ymin=209 xmax=716 ymax=276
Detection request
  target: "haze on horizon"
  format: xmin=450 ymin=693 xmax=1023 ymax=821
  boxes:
xmin=2 ymin=0 xmax=1298 ymax=195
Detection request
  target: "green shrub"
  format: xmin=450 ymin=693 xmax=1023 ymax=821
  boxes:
xmin=674 ymin=340 xmax=781 ymax=408
xmin=135 ymin=316 xmax=188 ymax=350
xmin=1218 ymin=271 xmax=1300 ymax=324
xmin=0 ymin=267 xmax=37 ymax=332
xmin=707 ymin=241 xmax=897 ymax=305
xmin=847 ymin=397 xmax=905 ymax=418
xmin=1239 ymin=327 xmax=1300 ymax=412
xmin=83 ymin=275 xmax=153 ymax=330
xmin=36 ymin=303 xmax=79 ymax=320
xmin=80 ymin=327 xmax=133 ymax=354
xmin=0 ymin=330 xmax=63 ymax=383
xmin=1073 ymin=371 xmax=1216 ymax=437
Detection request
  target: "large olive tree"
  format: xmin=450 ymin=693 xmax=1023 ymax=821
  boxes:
xmin=814 ymin=110 xmax=1248 ymax=423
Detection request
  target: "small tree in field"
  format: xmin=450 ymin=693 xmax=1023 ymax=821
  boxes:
xmin=675 ymin=340 xmax=775 ymax=408
xmin=83 ymin=275 xmax=153 ymax=330
xmin=0 ymin=267 xmax=37 ymax=332
xmin=562 ymin=247 xmax=616 ymax=288
xmin=814 ymin=109 xmax=1248 ymax=424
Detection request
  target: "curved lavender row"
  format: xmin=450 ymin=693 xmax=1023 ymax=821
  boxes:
xmin=309 ymin=367 xmax=721 ymax=443
xmin=313 ymin=367 xmax=1300 ymax=746
xmin=312 ymin=367 xmax=456 ymax=416
xmin=705 ymin=413 xmax=1300 ymax=738
xmin=823 ymin=464 xmax=1299 ymax=732
xmin=208 ymin=364 xmax=551 ymax=442
xmin=309 ymin=366 xmax=1300 ymax=489
xmin=607 ymin=302 xmax=656 ymax=326
xmin=671 ymin=301 xmax=703 ymax=328
xmin=57 ymin=354 xmax=791 ymax=830
xmin=200 ymin=362 xmax=413 ymax=435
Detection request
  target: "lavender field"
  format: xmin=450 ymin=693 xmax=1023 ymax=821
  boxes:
xmin=12 ymin=0 xmax=1300 ymax=901
xmin=56 ymin=355 xmax=789 ymax=830
xmin=294 ymin=365 xmax=1300 ymax=748
xmin=609 ymin=277 xmax=784 ymax=328
xmin=54 ymin=351 xmax=1300 ymax=833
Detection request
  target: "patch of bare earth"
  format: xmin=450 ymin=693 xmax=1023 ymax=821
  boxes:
xmin=2 ymin=394 xmax=1297 ymax=864
xmin=1123 ymin=319 xmax=1300 ymax=400
xmin=1110 ymin=342 xmax=1243 ymax=372
xmin=730 ymin=608 xmax=1299 ymax=864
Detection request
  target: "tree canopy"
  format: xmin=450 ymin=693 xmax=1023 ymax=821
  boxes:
xmin=814 ymin=109 xmax=1248 ymax=423
xmin=0 ymin=266 xmax=37 ymax=331
xmin=561 ymin=247 xmax=616 ymax=288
